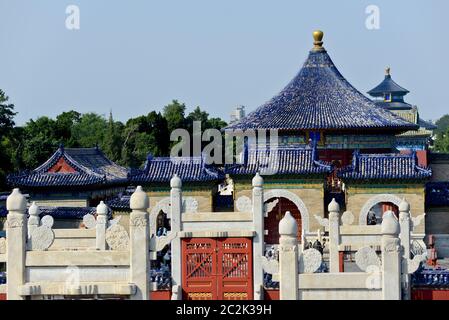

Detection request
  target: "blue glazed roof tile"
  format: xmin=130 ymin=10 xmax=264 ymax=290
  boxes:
xmin=7 ymin=146 xmax=129 ymax=188
xmin=225 ymin=147 xmax=332 ymax=176
xmin=129 ymin=155 xmax=223 ymax=183
xmin=338 ymin=152 xmax=432 ymax=181
xmin=226 ymin=47 xmax=417 ymax=132
xmin=107 ymin=194 xmax=131 ymax=211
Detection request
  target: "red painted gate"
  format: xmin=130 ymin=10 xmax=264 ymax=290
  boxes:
xmin=182 ymin=238 xmax=253 ymax=300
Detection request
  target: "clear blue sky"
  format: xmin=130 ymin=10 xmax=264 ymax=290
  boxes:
xmin=0 ymin=0 xmax=447 ymax=126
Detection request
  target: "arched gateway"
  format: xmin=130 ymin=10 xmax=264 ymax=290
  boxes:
xmin=264 ymin=189 xmax=309 ymax=244
xmin=359 ymin=194 xmax=403 ymax=225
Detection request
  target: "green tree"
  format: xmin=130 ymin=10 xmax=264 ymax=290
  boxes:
xmin=0 ymin=89 xmax=16 ymax=190
xmin=435 ymin=128 xmax=449 ymax=153
xmin=71 ymin=113 xmax=108 ymax=147
xmin=21 ymin=117 xmax=58 ymax=168
xmin=163 ymin=100 xmax=186 ymax=133
xmin=0 ymin=89 xmax=16 ymax=136
xmin=435 ymin=114 xmax=449 ymax=136
xmin=103 ymin=112 xmax=124 ymax=162
xmin=121 ymin=111 xmax=169 ymax=167
xmin=55 ymin=110 xmax=81 ymax=146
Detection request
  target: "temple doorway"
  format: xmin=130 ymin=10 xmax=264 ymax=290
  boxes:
xmin=264 ymin=197 xmax=302 ymax=244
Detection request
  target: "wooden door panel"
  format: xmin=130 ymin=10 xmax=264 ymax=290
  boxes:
xmin=182 ymin=237 xmax=253 ymax=300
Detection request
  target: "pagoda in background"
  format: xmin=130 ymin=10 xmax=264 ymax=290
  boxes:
xmin=368 ymin=67 xmax=436 ymax=158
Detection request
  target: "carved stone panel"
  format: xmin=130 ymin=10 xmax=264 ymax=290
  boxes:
xmin=341 ymin=211 xmax=355 ymax=226
xmin=29 ymin=226 xmax=55 ymax=251
xmin=236 ymin=196 xmax=252 ymax=212
xmin=41 ymin=215 xmax=54 ymax=228
xmin=106 ymin=225 xmax=129 ymax=250
xmin=298 ymin=248 xmax=322 ymax=274
xmin=355 ymin=246 xmax=380 ymax=272
xmin=130 ymin=216 xmax=148 ymax=227
xmin=6 ymin=216 xmax=24 ymax=228
xmin=83 ymin=214 xmax=97 ymax=229
xmin=182 ymin=197 xmax=199 ymax=213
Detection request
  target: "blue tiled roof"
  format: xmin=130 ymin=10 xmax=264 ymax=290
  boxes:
xmin=107 ymin=195 xmax=131 ymax=211
xmin=7 ymin=146 xmax=129 ymax=188
xmin=225 ymin=147 xmax=332 ymax=176
xmin=129 ymin=155 xmax=223 ymax=183
xmin=419 ymin=118 xmax=437 ymax=131
xmin=31 ymin=206 xmax=112 ymax=219
xmin=338 ymin=152 xmax=432 ymax=181
xmin=368 ymin=74 xmax=409 ymax=97
xmin=225 ymin=48 xmax=417 ymax=131
xmin=412 ymin=267 xmax=449 ymax=288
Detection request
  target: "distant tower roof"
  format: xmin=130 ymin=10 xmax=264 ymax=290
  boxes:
xmin=368 ymin=67 xmax=410 ymax=97
xmin=225 ymin=31 xmax=417 ymax=132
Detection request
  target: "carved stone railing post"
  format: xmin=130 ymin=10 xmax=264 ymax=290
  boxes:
xmin=399 ymin=199 xmax=411 ymax=300
xmin=96 ymin=201 xmax=108 ymax=250
xmin=6 ymin=188 xmax=28 ymax=300
xmin=129 ymin=186 xmax=150 ymax=300
xmin=28 ymin=202 xmax=40 ymax=241
xmin=279 ymin=211 xmax=299 ymax=300
xmin=328 ymin=198 xmax=340 ymax=273
xmin=381 ymin=211 xmax=401 ymax=300
xmin=170 ymin=174 xmax=182 ymax=299
xmin=252 ymin=173 xmax=264 ymax=300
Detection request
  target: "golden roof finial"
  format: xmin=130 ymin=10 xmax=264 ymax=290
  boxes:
xmin=312 ymin=30 xmax=324 ymax=50
xmin=386 ymin=67 xmax=391 ymax=76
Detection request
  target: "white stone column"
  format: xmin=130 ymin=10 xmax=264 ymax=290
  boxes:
xmin=381 ymin=211 xmax=402 ymax=300
xmin=6 ymin=188 xmax=28 ymax=300
xmin=129 ymin=186 xmax=150 ymax=300
xmin=252 ymin=173 xmax=264 ymax=300
xmin=398 ymin=199 xmax=411 ymax=300
xmin=170 ymin=174 xmax=182 ymax=299
xmin=328 ymin=198 xmax=340 ymax=273
xmin=27 ymin=202 xmax=40 ymax=241
xmin=96 ymin=201 xmax=108 ymax=250
xmin=279 ymin=211 xmax=299 ymax=300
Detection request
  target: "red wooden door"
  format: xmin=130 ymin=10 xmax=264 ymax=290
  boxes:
xmin=218 ymin=238 xmax=253 ymax=300
xmin=182 ymin=238 xmax=217 ymax=300
xmin=182 ymin=238 xmax=253 ymax=300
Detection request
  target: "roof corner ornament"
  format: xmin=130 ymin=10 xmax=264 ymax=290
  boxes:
xmin=312 ymin=30 xmax=324 ymax=51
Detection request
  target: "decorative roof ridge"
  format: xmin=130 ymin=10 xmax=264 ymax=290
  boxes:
xmin=33 ymin=146 xmax=106 ymax=179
